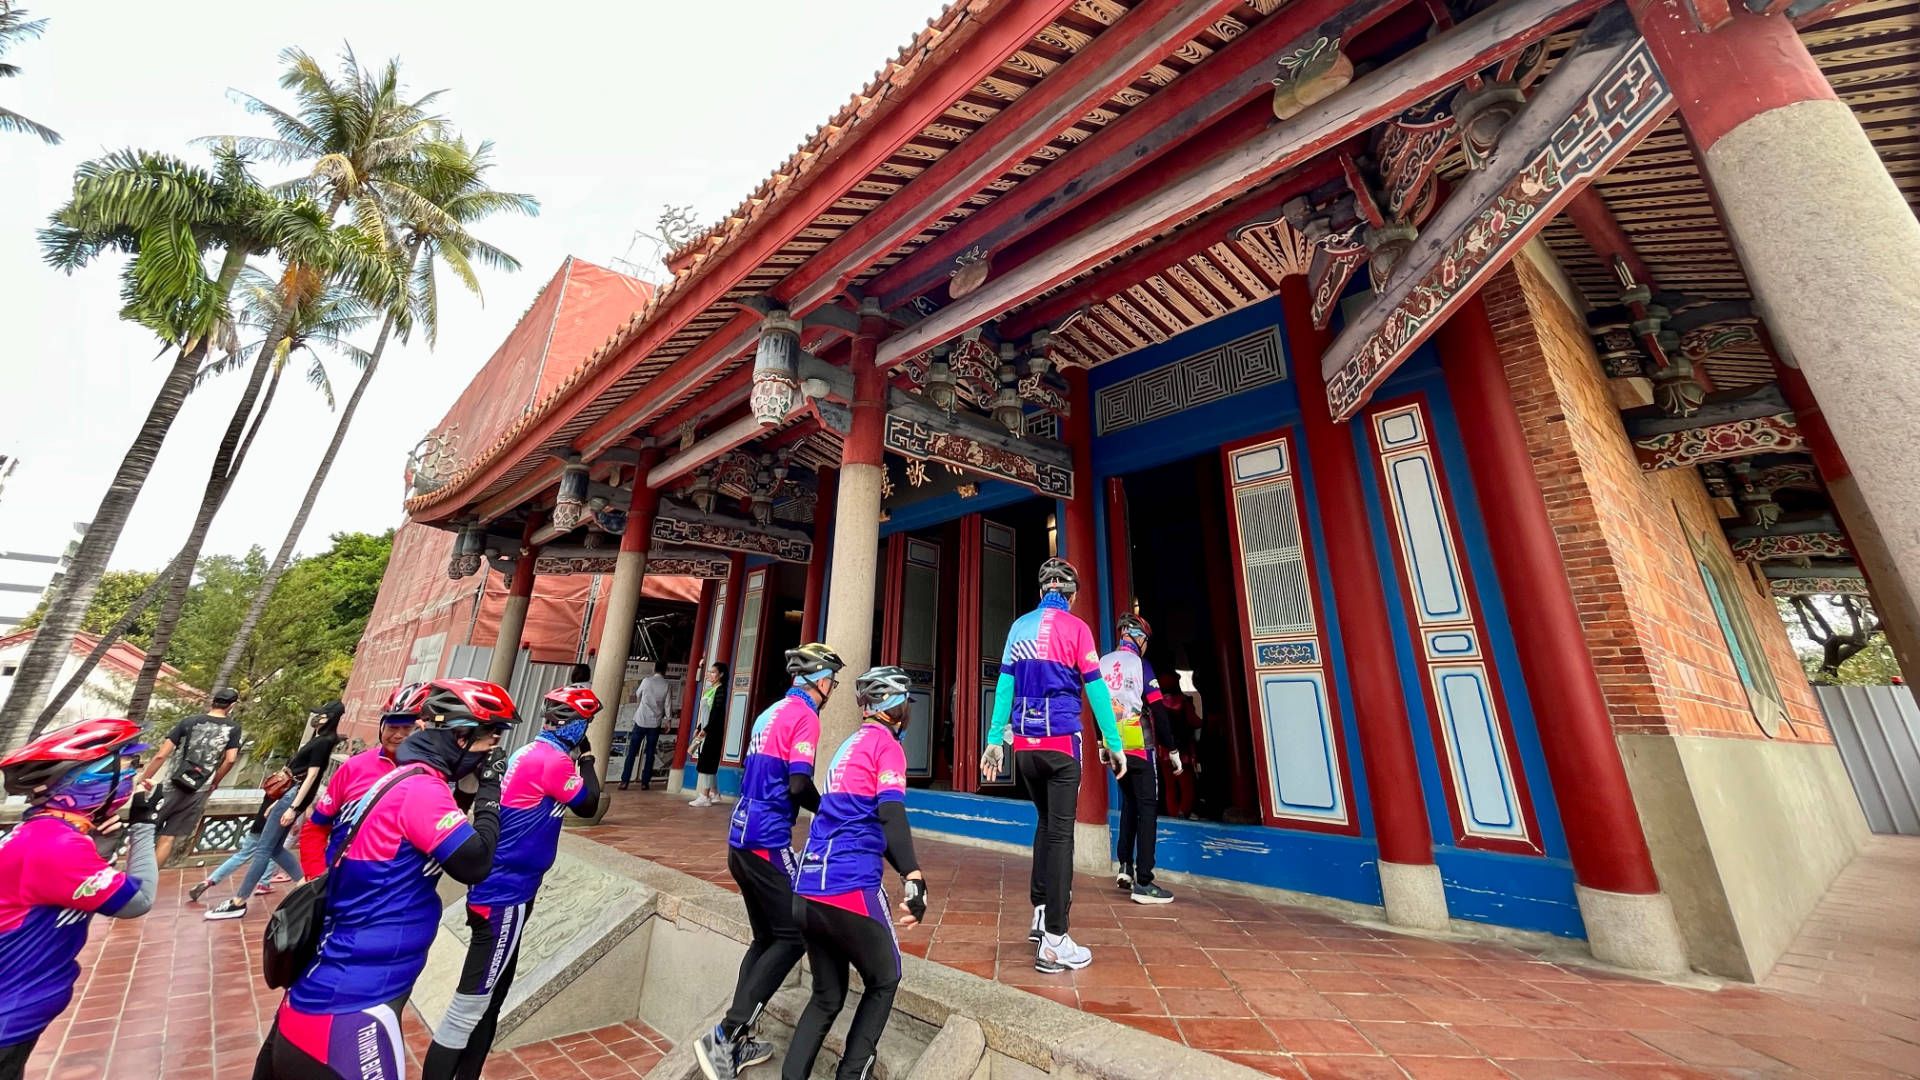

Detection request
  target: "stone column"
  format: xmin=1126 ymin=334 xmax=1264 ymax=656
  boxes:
xmin=1439 ymin=294 xmax=1688 ymax=972
xmin=666 ymin=577 xmax=719 ymax=793
xmin=1633 ymin=0 xmax=1920 ymax=662
xmin=1061 ymin=365 xmax=1112 ymax=875
xmin=485 ymin=521 xmax=541 ymax=691
xmin=1283 ymin=279 xmax=1449 ymax=931
xmin=816 ymin=308 xmax=890 ymax=756
xmin=587 ymin=447 xmax=662 ymax=822
xmin=800 ymin=466 xmax=838 ymax=642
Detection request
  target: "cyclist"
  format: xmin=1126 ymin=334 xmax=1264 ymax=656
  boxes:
xmin=0 ymin=718 xmax=159 ymax=1079
xmin=1100 ymin=613 xmax=1182 ymax=904
xmin=255 ymin=678 xmax=513 ymax=1079
xmin=291 ymin=683 xmax=427 ymax=879
xmin=977 ymin=557 xmax=1125 ymax=973
xmin=695 ymin=643 xmax=844 ymax=1080
xmin=424 ymin=685 xmax=602 ymax=1080
xmin=786 ymin=665 xmax=928 ymax=1080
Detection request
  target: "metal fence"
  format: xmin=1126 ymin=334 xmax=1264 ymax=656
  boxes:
xmin=1815 ymin=685 xmax=1920 ymax=836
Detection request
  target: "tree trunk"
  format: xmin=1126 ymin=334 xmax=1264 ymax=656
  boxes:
xmin=31 ymin=552 xmax=184 ymax=735
xmin=125 ymin=320 xmax=290 ymax=723
xmin=214 ymin=308 xmax=400 ymax=690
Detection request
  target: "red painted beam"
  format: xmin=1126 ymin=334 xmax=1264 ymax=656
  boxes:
xmin=869 ymin=0 xmax=1386 ymax=311
xmin=645 ymin=365 xmax=754 ymax=442
xmin=776 ymin=0 xmax=1251 ymax=312
xmin=1563 ymin=189 xmax=1655 ymax=288
xmin=411 ymin=0 xmax=1083 ymax=524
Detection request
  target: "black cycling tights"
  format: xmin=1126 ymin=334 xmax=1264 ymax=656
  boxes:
xmin=0 ymin=1034 xmax=37 ymax=1080
xmin=782 ymin=893 xmax=902 ymax=1080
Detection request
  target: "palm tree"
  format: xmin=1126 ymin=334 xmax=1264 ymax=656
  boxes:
xmin=122 ymin=46 xmax=446 ymax=720
xmin=0 ymin=146 xmax=275 ymax=746
xmin=0 ymin=4 xmax=59 ymax=144
xmin=28 ymin=274 xmax=375 ymax=733
xmin=213 ymin=138 xmax=535 ymax=689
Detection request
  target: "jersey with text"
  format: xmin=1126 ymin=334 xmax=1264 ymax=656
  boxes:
xmin=993 ymin=593 xmax=1104 ymax=746
xmin=729 ymin=689 xmax=821 ymax=852
xmin=469 ymin=739 xmax=591 ymax=906
xmin=794 ymin=721 xmax=907 ymax=900
xmin=0 ymin=816 xmax=137 ymax=1043
xmin=1101 ymin=644 xmax=1164 ymax=759
xmin=307 ymin=746 xmax=395 ymax=829
xmin=291 ymin=768 xmax=475 ymax=1014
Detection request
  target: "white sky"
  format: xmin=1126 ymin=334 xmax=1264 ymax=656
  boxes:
xmin=0 ymin=0 xmax=949 ymax=569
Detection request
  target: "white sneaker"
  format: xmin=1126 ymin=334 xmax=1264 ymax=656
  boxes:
xmin=689 ymin=793 xmax=713 ymax=807
xmin=1035 ymin=932 xmax=1091 ymax=973
xmin=1028 ymin=904 xmax=1045 ymax=943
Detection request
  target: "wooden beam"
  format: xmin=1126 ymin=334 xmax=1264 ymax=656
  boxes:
xmin=1726 ymin=513 xmax=1840 ymax=540
xmin=885 ymin=390 xmax=1075 ymax=498
xmin=648 ymin=413 xmax=771 ymax=489
xmin=778 ymin=0 xmax=1250 ymax=313
xmin=1764 ymin=563 xmax=1863 ymax=579
xmin=1625 ymin=385 xmax=1788 ymax=437
xmin=1684 ymin=0 xmax=1736 ymax=29
xmin=878 ymin=0 xmax=1606 ymax=369
xmin=868 ymin=0 xmax=1373 ymax=311
xmin=1322 ymin=6 xmax=1676 ymax=420
xmin=1270 ymin=0 xmax=1408 ymax=119
xmin=653 ymin=506 xmax=814 ymax=563
xmin=409 ymin=0 xmax=1082 ymax=522
xmin=1633 ymin=412 xmax=1805 ymax=470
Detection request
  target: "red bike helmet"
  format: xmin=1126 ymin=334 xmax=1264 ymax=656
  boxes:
xmin=1 ymin=718 xmax=148 ymax=816
xmin=381 ymin=681 xmax=430 ymax=724
xmin=420 ymin=678 xmax=517 ymax=731
xmin=542 ymin=685 xmax=602 ymax=725
xmin=1117 ymin=612 xmax=1152 ymax=646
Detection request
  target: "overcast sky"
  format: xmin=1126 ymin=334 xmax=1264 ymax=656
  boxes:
xmin=0 ymin=0 xmax=949 ymax=569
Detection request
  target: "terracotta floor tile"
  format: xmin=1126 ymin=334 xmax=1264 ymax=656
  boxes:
xmin=1245 ymin=991 xmax=1347 ymax=1020
xmin=1077 ymin=985 xmax=1166 ymax=1017
xmin=1351 ymin=1022 xmax=1478 ymax=1058
xmin=1328 ymin=994 xmax=1429 ymax=1023
xmin=1218 ymin=1051 xmax=1313 ymax=1078
xmin=1178 ymin=1017 xmax=1283 ymax=1052
xmin=1392 ymin=1057 xmax=1513 ymax=1079
xmin=1402 ymin=995 xmax=1517 ymax=1027
xmin=1496 ymin=1059 xmax=1616 ymax=1080
xmin=1159 ymin=987 xmax=1258 ymax=1018
xmin=1266 ymin=1019 xmax=1379 ymax=1056
xmin=1147 ymin=963 xmax=1234 ymax=989
xmin=1448 ymin=1025 xmax=1579 ymax=1062
xmin=1296 ymin=1055 xmax=1411 ymax=1079
xmin=1628 ymin=1029 xmax=1784 ymax=1069
xmin=1553 ymin=1028 xmax=1668 ymax=1064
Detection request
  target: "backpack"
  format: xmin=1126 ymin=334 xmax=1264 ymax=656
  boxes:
xmin=171 ymin=717 xmax=234 ymax=793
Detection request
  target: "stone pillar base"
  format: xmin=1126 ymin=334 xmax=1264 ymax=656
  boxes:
xmin=665 ymin=768 xmax=685 ymax=794
xmin=1576 ymin=883 xmax=1689 ymax=975
xmin=1378 ymin=860 xmax=1449 ymax=931
xmin=1072 ymin=821 xmax=1112 ymax=876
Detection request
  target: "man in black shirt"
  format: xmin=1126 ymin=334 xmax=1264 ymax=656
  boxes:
xmin=135 ymin=687 xmax=244 ymax=865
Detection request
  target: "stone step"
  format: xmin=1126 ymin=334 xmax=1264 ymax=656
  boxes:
xmin=642 ymin=987 xmax=939 ymax=1080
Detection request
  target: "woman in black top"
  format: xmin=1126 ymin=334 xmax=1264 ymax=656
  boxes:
xmin=690 ymin=662 xmax=729 ymax=806
xmin=203 ymin=701 xmax=343 ymax=920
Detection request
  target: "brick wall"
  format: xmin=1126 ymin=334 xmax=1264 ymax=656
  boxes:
xmin=1481 ymin=255 xmax=1826 ymax=743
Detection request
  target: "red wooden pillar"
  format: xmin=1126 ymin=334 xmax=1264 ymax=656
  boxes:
xmin=1061 ymin=366 xmax=1108 ymax=829
xmin=1437 ymin=295 xmax=1670 ymax=903
xmin=1283 ymin=279 xmax=1443 ymax=924
xmin=669 ymin=577 xmax=719 ymax=776
xmin=1104 ymin=476 xmax=1132 ymax=622
xmin=800 ymin=466 xmax=837 ymax=642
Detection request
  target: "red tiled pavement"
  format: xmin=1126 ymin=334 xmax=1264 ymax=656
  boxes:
xmin=22 ymin=790 xmax=1920 ymax=1079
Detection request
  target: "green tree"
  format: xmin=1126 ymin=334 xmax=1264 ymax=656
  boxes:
xmin=0 ymin=3 xmax=59 ymax=144
xmin=18 ymin=570 xmax=160 ymax=647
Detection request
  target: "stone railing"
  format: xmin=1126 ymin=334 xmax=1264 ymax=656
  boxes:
xmin=1 ymin=787 xmax=266 ymax=866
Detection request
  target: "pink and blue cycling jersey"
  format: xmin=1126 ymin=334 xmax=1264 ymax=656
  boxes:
xmin=307 ymin=745 xmax=395 ymax=829
xmin=291 ymin=768 xmax=475 ymax=1014
xmin=0 ymin=816 xmax=138 ymax=1045
xmin=729 ymin=689 xmax=821 ymax=852
xmin=985 ymin=593 xmax=1123 ymax=756
xmin=793 ymin=721 xmax=907 ymax=912
xmin=470 ymin=739 xmax=591 ymax=907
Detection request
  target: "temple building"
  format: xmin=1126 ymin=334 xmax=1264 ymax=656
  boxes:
xmin=371 ymin=0 xmax=1920 ymax=981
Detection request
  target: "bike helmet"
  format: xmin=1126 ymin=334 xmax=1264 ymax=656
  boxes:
xmin=420 ymin=677 xmax=518 ymax=731
xmin=786 ymin=642 xmax=846 ymax=687
xmin=1117 ymin=612 xmax=1152 ymax=647
xmin=381 ymin=681 xmax=430 ymax=724
xmin=854 ymin=665 xmax=915 ymax=724
xmin=543 ymin=685 xmax=603 ymax=725
xmin=1038 ymin=557 xmax=1079 ymax=597
xmin=1 ymin=717 xmax=148 ymax=819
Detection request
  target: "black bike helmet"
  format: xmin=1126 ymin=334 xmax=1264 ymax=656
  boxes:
xmin=855 ymin=665 xmax=915 ymax=730
xmin=1038 ymin=557 xmax=1079 ymax=597
xmin=785 ymin=642 xmax=846 ymax=680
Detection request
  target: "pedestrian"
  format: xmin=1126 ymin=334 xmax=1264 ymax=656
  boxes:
xmin=191 ymin=791 xmax=298 ymax=902
xmin=1159 ymin=682 xmax=1199 ymax=821
xmin=977 ymin=558 xmax=1124 ymax=973
xmin=1100 ymin=614 xmax=1181 ymax=905
xmin=0 ymin=719 xmax=161 ymax=1080
xmin=202 ymin=701 xmax=344 ymax=920
xmin=783 ymin=665 xmax=928 ymax=1080
xmin=423 ymin=686 xmax=602 ymax=1080
xmin=295 ymin=685 xmax=424 ymax=878
xmin=693 ymin=644 xmax=844 ymax=1080
xmin=690 ymin=662 xmax=730 ymax=806
xmin=619 ymin=663 xmax=671 ymax=791
xmin=254 ymin=678 xmax=512 ymax=1080
xmin=569 ymin=662 xmax=592 ymax=686
xmin=135 ymin=685 xmax=244 ymax=866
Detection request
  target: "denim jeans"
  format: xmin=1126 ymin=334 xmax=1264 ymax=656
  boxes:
xmin=620 ymin=727 xmax=661 ymax=787
xmin=236 ymin=790 xmax=303 ymax=900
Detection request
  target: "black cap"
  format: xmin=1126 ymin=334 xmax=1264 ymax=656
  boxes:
xmin=211 ymin=687 xmax=240 ymax=707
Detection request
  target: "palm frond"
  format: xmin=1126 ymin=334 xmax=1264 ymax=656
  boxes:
xmin=0 ymin=105 xmax=60 ymax=143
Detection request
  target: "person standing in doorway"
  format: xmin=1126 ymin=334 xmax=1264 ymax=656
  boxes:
xmin=1101 ymin=614 xmax=1181 ymax=905
xmin=620 ymin=664 xmax=671 ymax=790
xmin=693 ymin=644 xmax=843 ymax=1080
xmin=202 ymin=701 xmax=343 ymax=920
xmin=977 ymin=558 xmax=1125 ymax=973
xmin=135 ymin=685 xmax=244 ymax=866
xmin=689 ymin=662 xmax=729 ymax=807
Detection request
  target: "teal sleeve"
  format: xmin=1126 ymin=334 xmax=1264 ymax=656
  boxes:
xmin=1083 ymin=675 xmax=1124 ymax=754
xmin=986 ymin=673 xmax=1016 ymax=747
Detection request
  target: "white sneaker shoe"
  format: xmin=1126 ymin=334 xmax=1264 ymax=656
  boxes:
xmin=1035 ymin=932 xmax=1091 ymax=973
xmin=689 ymin=793 xmax=714 ymax=807
xmin=1028 ymin=904 xmax=1045 ymax=943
